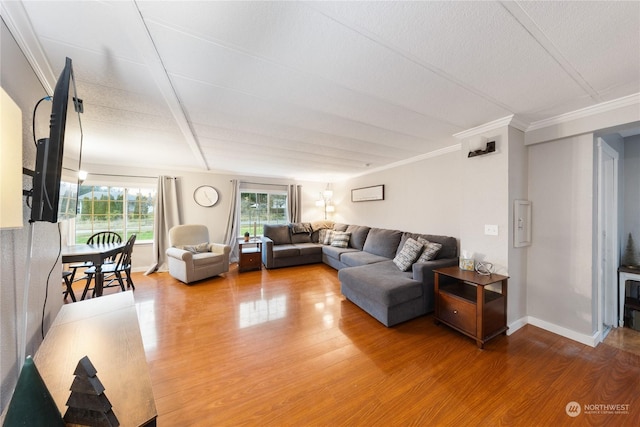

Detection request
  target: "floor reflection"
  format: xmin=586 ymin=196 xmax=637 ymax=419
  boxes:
xmin=239 ymin=294 xmax=287 ymax=328
xmin=135 ymin=300 xmax=158 ymax=351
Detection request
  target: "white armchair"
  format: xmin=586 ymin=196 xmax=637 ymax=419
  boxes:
xmin=166 ymin=224 xmax=231 ymax=284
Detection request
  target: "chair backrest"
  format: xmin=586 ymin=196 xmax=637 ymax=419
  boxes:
xmin=114 ymin=234 xmax=136 ymax=270
xmin=87 ymin=231 xmax=122 ymax=245
xmin=169 ymin=225 xmax=210 ymax=247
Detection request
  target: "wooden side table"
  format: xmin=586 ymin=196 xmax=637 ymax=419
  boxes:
xmin=239 ymin=239 xmax=262 ymax=272
xmin=434 ymin=266 xmax=509 ymax=349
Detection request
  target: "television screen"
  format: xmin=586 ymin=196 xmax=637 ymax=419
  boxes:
xmin=30 ymin=57 xmax=83 ymax=223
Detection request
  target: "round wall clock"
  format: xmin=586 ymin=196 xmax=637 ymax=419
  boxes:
xmin=193 ymin=185 xmax=219 ymax=207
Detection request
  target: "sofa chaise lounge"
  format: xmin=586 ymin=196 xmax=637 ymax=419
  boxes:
xmin=261 ymin=222 xmax=458 ymax=326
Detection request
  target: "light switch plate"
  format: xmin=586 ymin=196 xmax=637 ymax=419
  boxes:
xmin=485 ymin=224 xmax=498 ymax=236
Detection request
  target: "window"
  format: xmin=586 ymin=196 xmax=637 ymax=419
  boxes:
xmin=240 ymin=190 xmax=287 ymax=236
xmin=76 ymin=185 xmax=156 ymax=244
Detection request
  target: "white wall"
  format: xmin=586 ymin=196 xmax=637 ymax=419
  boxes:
xmin=527 ymin=134 xmax=595 ymax=337
xmin=1 ymin=21 xmax=65 ymax=412
xmin=81 ymin=162 xmax=327 ymax=271
xmin=333 ymin=149 xmax=461 ymax=237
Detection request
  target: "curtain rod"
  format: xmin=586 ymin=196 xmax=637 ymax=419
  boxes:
xmin=235 ymin=180 xmax=288 ymax=186
xmin=88 ymin=172 xmax=168 ymax=179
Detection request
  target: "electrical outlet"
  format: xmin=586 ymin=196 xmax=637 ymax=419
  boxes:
xmin=485 ymin=224 xmax=498 ymax=236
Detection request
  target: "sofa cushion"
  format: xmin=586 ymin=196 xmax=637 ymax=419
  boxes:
xmin=264 ymin=224 xmax=291 ymax=245
xmin=416 ymin=237 xmax=443 ymax=262
xmin=333 ymin=223 xmax=349 ymax=232
xmin=296 ymin=243 xmax=323 ymax=256
xmin=363 ymin=228 xmax=403 ymax=259
xmin=345 ymin=225 xmax=371 ymax=250
xmin=339 ymin=261 xmax=420 ymax=306
xmin=393 ymin=238 xmax=423 ymax=271
xmin=272 ymin=245 xmax=300 ymax=258
xmin=322 ymin=245 xmax=358 ymax=260
xmin=331 ymin=231 xmax=351 ymax=248
xmin=341 ymin=251 xmax=390 ymax=267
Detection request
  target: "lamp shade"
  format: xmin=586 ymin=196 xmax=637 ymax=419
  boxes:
xmin=1 ymin=87 xmax=23 ymax=229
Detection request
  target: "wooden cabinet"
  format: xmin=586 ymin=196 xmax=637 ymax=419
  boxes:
xmin=239 ymin=240 xmax=262 ymax=272
xmin=434 ymin=266 xmax=508 ymax=349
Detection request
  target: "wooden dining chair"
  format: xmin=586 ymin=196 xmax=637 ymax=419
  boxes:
xmin=81 ymin=234 xmax=136 ymax=299
xmin=66 ymin=231 xmax=123 ymax=285
xmin=62 ymin=270 xmax=76 ymax=302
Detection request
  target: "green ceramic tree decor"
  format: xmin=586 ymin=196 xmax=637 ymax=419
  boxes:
xmin=621 ymin=233 xmax=639 ymax=268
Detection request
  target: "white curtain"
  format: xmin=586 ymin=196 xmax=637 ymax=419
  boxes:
xmin=224 ymin=179 xmax=240 ymax=263
xmin=145 ymin=176 xmax=181 ymax=274
xmin=288 ymin=184 xmax=302 ymax=223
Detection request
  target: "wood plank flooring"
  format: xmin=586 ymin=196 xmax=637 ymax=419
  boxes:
xmin=81 ymin=264 xmax=640 ymax=426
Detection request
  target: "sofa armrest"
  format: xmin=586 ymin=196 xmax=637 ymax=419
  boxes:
xmin=412 ymin=258 xmax=459 ymax=284
xmin=166 ymin=247 xmax=193 ymax=262
xmin=261 ymin=236 xmax=275 ymax=268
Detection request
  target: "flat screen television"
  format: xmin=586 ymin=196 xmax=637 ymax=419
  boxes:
xmin=30 ymin=57 xmax=83 ymax=223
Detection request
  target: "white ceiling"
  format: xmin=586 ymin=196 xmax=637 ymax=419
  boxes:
xmin=2 ymin=1 xmax=639 ymax=181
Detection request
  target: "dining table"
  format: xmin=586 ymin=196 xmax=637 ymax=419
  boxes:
xmin=61 ymin=242 xmax=126 ymax=297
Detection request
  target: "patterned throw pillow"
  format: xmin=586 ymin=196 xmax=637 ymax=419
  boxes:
xmin=393 ymin=237 xmax=423 ymax=271
xmin=416 ymin=237 xmax=442 ymax=262
xmin=322 ymin=229 xmax=335 ymax=245
xmin=330 ymin=231 xmax=351 ymax=248
xmin=181 ymin=242 xmax=210 ymax=253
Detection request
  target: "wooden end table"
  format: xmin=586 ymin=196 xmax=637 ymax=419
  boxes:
xmin=239 ymin=239 xmax=262 ymax=272
xmin=434 ymin=266 xmax=509 ymax=349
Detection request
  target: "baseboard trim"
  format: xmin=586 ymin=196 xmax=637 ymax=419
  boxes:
xmin=509 ymin=316 xmax=599 ymax=347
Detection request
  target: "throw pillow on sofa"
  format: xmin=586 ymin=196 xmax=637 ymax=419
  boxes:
xmin=330 ymin=231 xmax=351 ymax=248
xmin=321 ymin=229 xmax=334 ymax=245
xmin=393 ymin=237 xmax=423 ymax=271
xmin=416 ymin=237 xmax=443 ymax=262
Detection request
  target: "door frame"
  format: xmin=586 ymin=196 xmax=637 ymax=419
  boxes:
xmin=596 ymin=138 xmax=620 ymax=343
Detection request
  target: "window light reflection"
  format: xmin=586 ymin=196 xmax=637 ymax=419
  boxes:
xmin=239 ymin=295 xmax=287 ymax=328
xmin=135 ymin=300 xmax=157 ymax=351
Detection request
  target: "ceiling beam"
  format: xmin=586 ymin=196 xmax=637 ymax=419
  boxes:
xmin=113 ymin=0 xmax=209 ymax=170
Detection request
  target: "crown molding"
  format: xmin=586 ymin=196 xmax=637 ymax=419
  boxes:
xmin=1 ymin=0 xmax=55 ymax=94
xmin=453 ymin=115 xmax=528 ymax=140
xmin=347 ymin=143 xmax=462 ymax=180
xmin=527 ymin=93 xmax=640 ymax=132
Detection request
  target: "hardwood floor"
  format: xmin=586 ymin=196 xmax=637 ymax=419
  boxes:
xmin=84 ymin=264 xmax=640 ymax=425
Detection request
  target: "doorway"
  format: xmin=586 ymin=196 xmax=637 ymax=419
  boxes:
xmin=597 ymin=139 xmax=619 ymax=342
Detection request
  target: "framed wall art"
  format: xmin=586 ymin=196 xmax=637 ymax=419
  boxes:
xmin=351 ymin=185 xmax=384 ymax=202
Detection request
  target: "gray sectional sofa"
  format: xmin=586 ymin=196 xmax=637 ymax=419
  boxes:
xmin=261 ymin=222 xmax=458 ymax=327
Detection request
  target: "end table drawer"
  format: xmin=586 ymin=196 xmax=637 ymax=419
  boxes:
xmin=243 ymin=253 xmax=260 ymax=265
xmin=438 ymin=293 xmax=476 ymax=336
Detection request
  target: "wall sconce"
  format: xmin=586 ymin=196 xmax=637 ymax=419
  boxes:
xmin=1 ymin=87 xmax=23 ymax=229
xmin=316 ymin=184 xmax=335 ymax=220
xmin=468 ymin=138 xmax=496 ymax=158
xmin=78 ymin=170 xmax=88 ymax=184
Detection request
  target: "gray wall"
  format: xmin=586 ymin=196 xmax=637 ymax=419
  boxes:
xmin=1 ymin=20 xmax=65 ymax=412
xmin=623 ymin=135 xmax=640 ymax=260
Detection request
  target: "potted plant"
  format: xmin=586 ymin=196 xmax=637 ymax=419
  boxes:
xmin=244 ymin=231 xmax=250 ymax=242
